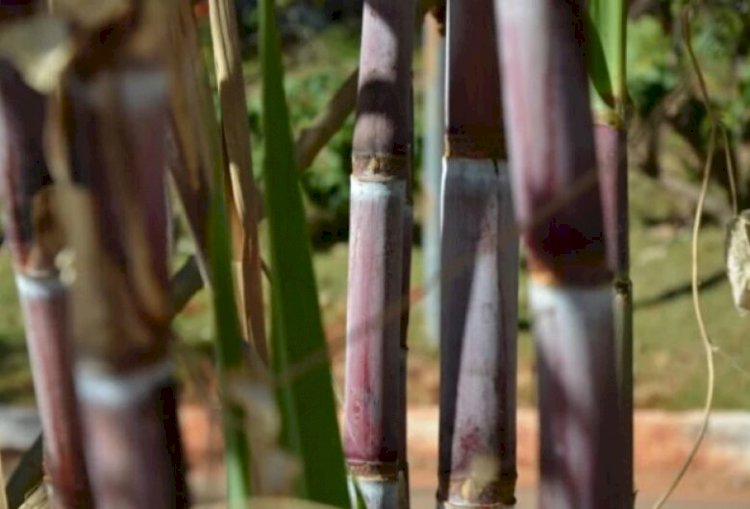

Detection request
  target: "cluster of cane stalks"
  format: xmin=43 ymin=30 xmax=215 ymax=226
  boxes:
xmin=0 ymin=1 xmax=678 ymax=509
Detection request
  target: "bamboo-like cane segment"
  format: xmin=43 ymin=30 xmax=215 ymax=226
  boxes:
xmin=438 ymin=1 xmax=518 ymax=507
xmin=208 ymin=0 xmax=267 ymax=363
xmin=45 ymin=3 xmax=189 ymax=507
xmin=344 ymin=1 xmax=415 ymax=506
xmin=0 ymin=63 xmax=92 ymax=509
xmin=495 ymin=1 xmax=626 ymax=507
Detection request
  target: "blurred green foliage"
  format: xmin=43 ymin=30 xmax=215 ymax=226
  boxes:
xmin=627 ymin=15 xmax=678 ymax=116
xmin=627 ymin=2 xmax=750 ymax=135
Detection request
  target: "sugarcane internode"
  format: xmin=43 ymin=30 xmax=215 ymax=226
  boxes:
xmin=438 ymin=1 xmax=519 ymax=508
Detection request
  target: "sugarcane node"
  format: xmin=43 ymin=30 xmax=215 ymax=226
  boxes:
xmin=441 ymin=477 xmax=518 ymax=508
xmin=526 ymin=255 xmax=612 ymax=287
xmin=614 ymin=276 xmax=633 ymax=295
xmin=444 ymin=132 xmax=506 ymax=160
xmin=593 ymin=108 xmax=626 ymax=130
xmin=439 ymin=457 xmax=517 ymax=507
xmin=347 ymin=461 xmax=400 ymax=481
xmin=351 ymin=153 xmax=410 ymax=181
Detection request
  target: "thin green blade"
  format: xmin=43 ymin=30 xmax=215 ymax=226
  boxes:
xmin=258 ymin=0 xmax=348 ymax=506
xmin=208 ymin=160 xmax=252 ymax=507
xmin=588 ymin=0 xmax=627 ymax=119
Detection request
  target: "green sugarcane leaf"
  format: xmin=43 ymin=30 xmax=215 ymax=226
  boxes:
xmin=207 ymin=153 xmax=253 ymax=507
xmin=587 ymin=0 xmax=627 ymax=121
xmin=169 ymin=0 xmax=253 ymax=502
xmin=258 ymin=0 xmax=348 ymax=506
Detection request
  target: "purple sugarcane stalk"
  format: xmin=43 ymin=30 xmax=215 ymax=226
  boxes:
xmin=495 ymin=1 xmax=627 ymax=507
xmin=0 ymin=62 xmax=92 ymax=509
xmin=596 ymin=123 xmax=633 ymax=505
xmin=47 ymin=13 xmax=189 ymax=506
xmin=438 ymin=1 xmax=518 ymax=507
xmin=344 ymin=0 xmax=415 ymax=507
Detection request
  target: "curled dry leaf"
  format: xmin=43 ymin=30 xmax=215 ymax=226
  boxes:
xmin=0 ymin=15 xmax=74 ymax=93
xmin=726 ymin=210 xmax=750 ymax=315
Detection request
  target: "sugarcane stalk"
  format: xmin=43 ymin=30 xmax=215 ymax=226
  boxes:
xmin=0 ymin=62 xmax=92 ymax=509
xmin=588 ymin=1 xmax=633 ymax=504
xmin=154 ymin=3 xmax=448 ymax=318
xmin=344 ymin=1 xmax=415 ymax=506
xmin=421 ymin=13 xmax=445 ymax=348
xmin=45 ymin=4 xmax=188 ymax=507
xmin=437 ymin=1 xmax=517 ymax=507
xmin=208 ymin=0 xmax=267 ymax=363
xmin=494 ymin=1 xmax=626 ymax=508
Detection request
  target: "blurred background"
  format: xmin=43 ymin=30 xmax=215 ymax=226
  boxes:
xmin=2 ymin=0 xmax=750 ymax=507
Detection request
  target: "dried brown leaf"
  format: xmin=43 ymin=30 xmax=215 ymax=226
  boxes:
xmin=726 ymin=210 xmax=750 ymax=315
xmin=0 ymin=15 xmax=74 ymax=93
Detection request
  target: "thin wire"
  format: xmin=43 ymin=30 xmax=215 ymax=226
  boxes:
xmin=652 ymin=7 xmax=718 ymax=507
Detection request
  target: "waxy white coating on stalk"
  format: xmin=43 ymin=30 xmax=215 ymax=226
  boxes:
xmin=528 ymin=282 xmax=622 ymax=509
xmin=15 ymin=273 xmax=66 ymax=298
xmin=76 ymin=360 xmax=174 ymax=407
xmin=119 ymin=70 xmax=168 ymax=110
xmin=348 ymin=476 xmax=399 ymax=509
xmin=344 ymin=177 xmax=405 ymax=468
xmin=439 ymin=159 xmax=518 ymax=507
